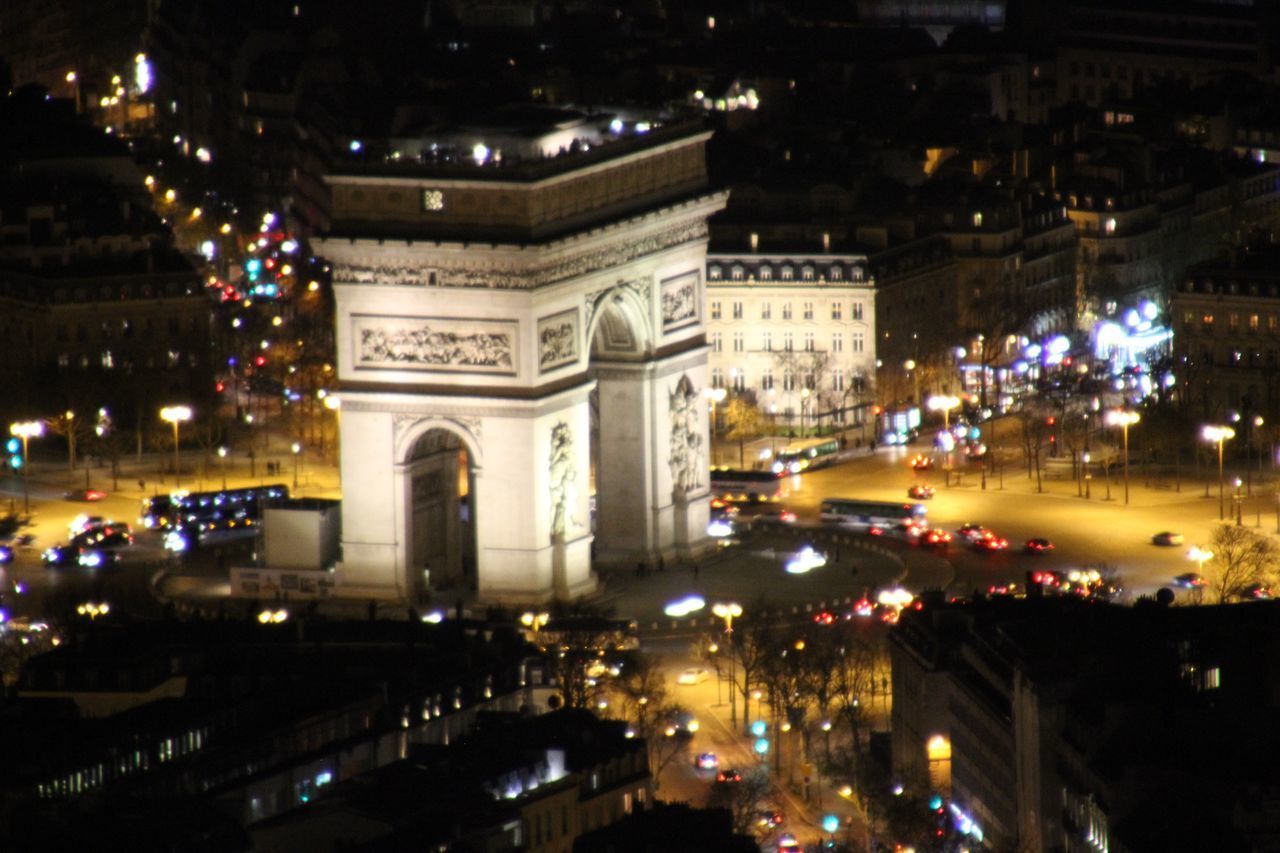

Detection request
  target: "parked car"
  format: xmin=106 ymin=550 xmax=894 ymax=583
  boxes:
xmin=907 ymin=484 xmax=935 ymax=499
xmin=677 ymin=667 xmax=710 ymax=686
xmin=1172 ymin=572 xmax=1206 ymax=589
xmin=1153 ymin=531 xmax=1184 ymax=546
xmin=63 ymin=489 xmax=107 ymax=502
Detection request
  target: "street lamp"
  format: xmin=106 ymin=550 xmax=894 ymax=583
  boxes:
xmin=76 ymin=601 xmax=110 ymax=620
xmin=712 ymin=602 xmax=743 ymax=725
xmin=1188 ymin=545 xmax=1214 ymax=576
xmin=9 ymin=421 xmax=43 ymax=514
xmin=218 ymin=446 xmax=228 ymax=490
xmin=291 ymin=442 xmax=302 ymax=491
xmin=160 ymin=406 xmax=193 ymax=489
xmin=703 ymin=387 xmax=727 ymax=464
xmin=1202 ymin=425 xmax=1236 ymax=520
xmin=800 ymin=387 xmax=811 ymax=437
xmin=1235 ymin=477 xmax=1244 ymax=526
xmin=520 ymin=610 xmax=550 ymax=636
xmin=1106 ymin=410 xmax=1140 ymax=505
xmin=927 ymin=395 xmax=960 ymax=430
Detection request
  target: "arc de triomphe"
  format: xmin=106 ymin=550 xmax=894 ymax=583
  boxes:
xmin=316 ymin=123 xmax=726 ymax=603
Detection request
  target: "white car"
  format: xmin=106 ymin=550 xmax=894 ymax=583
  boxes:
xmin=677 ymin=667 xmax=710 ymax=685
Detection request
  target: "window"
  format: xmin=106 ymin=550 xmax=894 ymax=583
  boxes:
xmin=972 ymin=212 xmax=983 ymax=227
xmin=761 ymin=303 xmax=772 ymax=320
xmin=1271 ymin=316 xmax=1278 ymax=332
xmin=732 ymin=302 xmax=743 ymax=319
xmin=832 ymin=334 xmax=844 ymax=353
xmin=762 ymin=331 xmax=772 ymax=351
xmin=1251 ymin=314 xmax=1260 ymax=330
xmin=57 ymin=353 xmax=70 ymax=369
xmin=783 ymin=333 xmax=794 ymax=352
xmin=709 ymin=265 xmax=722 ymax=280
xmin=783 ymin=372 xmax=795 ymax=391
xmin=101 ymin=350 xmax=114 ymax=369
xmin=803 ymin=332 xmax=815 ymax=352
xmin=852 ymin=333 xmax=864 ymax=353
xmin=852 ymin=302 xmax=864 ymax=321
xmin=731 ymin=267 xmax=744 ymax=281
xmin=710 ymin=302 xmax=722 ymax=320
xmin=831 ymin=302 xmax=842 ymax=320
xmin=732 ymin=333 xmax=744 ymax=353
xmin=711 ymin=332 xmax=723 ymax=353
xmin=782 ymin=266 xmax=794 ymax=280
xmin=804 ymin=373 xmax=816 ymax=390
xmin=830 ymin=266 xmax=842 ymax=280
xmin=803 ymin=302 xmax=814 ymax=320
xmin=761 ymin=371 xmax=774 ymax=390
xmin=1104 ymin=218 xmax=1117 ymax=234
xmin=732 ymin=372 xmax=746 ymax=392
xmin=1230 ymin=313 xmax=1240 ymax=329
xmin=832 ymin=369 xmax=845 ymax=391
xmin=782 ymin=303 xmax=793 ymax=320
xmin=1203 ymin=314 xmax=1214 ymax=328
xmin=802 ymin=266 xmax=814 ymax=281
xmin=711 ymin=368 xmax=724 ymax=388
xmin=760 ymin=266 xmax=772 ymax=280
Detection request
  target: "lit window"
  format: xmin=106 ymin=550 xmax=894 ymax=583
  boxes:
xmin=1250 ymin=315 xmax=1259 ymax=330
xmin=709 ymin=265 xmax=721 ymax=280
xmin=831 ymin=303 xmax=842 ymax=320
xmin=1104 ymin=218 xmax=1117 ymax=234
xmin=972 ymin=212 xmax=983 ymax=227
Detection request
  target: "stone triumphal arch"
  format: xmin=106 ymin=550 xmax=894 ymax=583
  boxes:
xmin=316 ymin=120 xmax=726 ymax=603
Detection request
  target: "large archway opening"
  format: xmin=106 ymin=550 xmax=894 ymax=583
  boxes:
xmin=588 ymin=290 xmax=653 ymax=565
xmin=405 ymin=428 xmax=476 ymax=600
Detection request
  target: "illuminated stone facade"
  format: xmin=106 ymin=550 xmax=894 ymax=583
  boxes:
xmin=318 ymin=123 xmax=726 ymax=603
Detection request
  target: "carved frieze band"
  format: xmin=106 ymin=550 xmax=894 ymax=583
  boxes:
xmin=332 ymin=220 xmax=707 ymax=291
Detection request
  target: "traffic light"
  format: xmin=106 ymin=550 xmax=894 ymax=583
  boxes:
xmin=6 ymin=437 xmax=21 ymax=469
xmin=245 ymin=258 xmax=262 ymax=282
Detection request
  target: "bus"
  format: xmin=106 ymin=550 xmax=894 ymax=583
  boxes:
xmin=819 ymin=498 xmax=927 ymax=528
xmin=142 ymin=484 xmax=290 ymax=539
xmin=710 ymin=468 xmax=786 ymax=503
xmin=773 ymin=437 xmax=841 ymax=474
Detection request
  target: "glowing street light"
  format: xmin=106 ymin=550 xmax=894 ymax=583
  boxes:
xmin=9 ymin=420 xmax=43 ymax=514
xmin=257 ymin=608 xmax=288 ymax=624
xmin=713 ymin=602 xmax=743 ymax=725
xmin=1106 ymin=410 xmax=1140 ymax=505
xmin=218 ymin=446 xmax=228 ymax=490
xmin=160 ymin=406 xmax=192 ymax=489
xmin=1202 ymin=425 xmax=1236 ymax=519
xmin=76 ymin=601 xmax=110 ymax=620
xmin=1188 ymin=546 xmax=1214 ymax=575
xmin=520 ymin=611 xmax=549 ymax=636
xmin=291 ymin=441 xmax=302 ymax=490
xmin=703 ymin=387 xmax=727 ymax=462
xmin=927 ymin=395 xmax=961 ymax=430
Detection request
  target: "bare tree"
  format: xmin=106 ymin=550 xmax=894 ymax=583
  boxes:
xmin=540 ymin=603 xmax=623 ymax=710
xmin=722 ymin=396 xmax=765 ymax=468
xmin=708 ymin=767 xmax=780 ymax=838
xmin=609 ymin=651 xmax=692 ymax=783
xmin=1207 ymin=524 xmax=1279 ymax=603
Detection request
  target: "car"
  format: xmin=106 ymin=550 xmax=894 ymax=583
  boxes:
xmin=69 ymin=515 xmax=109 ymax=537
xmin=77 ymin=549 xmax=120 ymax=569
xmin=812 ymin=610 xmax=836 ymax=626
xmin=987 ymin=582 xmax=1025 ymax=598
xmin=693 ymin=752 xmax=719 ymax=770
xmin=63 ymin=489 xmax=107 ymax=502
xmin=849 ymin=597 xmax=874 ymax=618
xmin=738 ymin=505 xmax=797 ymax=525
xmin=671 ymin=712 xmax=700 ymax=736
xmin=907 ymin=484 xmax=935 ymax=499
xmin=1030 ymin=570 xmax=1064 ymax=590
xmin=715 ymin=768 xmax=742 ymax=785
xmin=957 ymin=523 xmax=989 ymax=542
xmin=1024 ymin=538 xmax=1054 ymax=554
xmin=1173 ymin=572 xmax=1207 ymax=589
xmin=677 ymin=667 xmax=710 ymax=686
xmin=1242 ymin=583 xmax=1272 ymax=600
xmin=920 ymin=528 xmax=952 ymax=548
xmin=910 ymin=454 xmax=934 ymax=470
xmin=756 ymin=811 xmax=785 ymax=830
xmin=74 ymin=529 xmax=133 ymax=551
xmin=1153 ymin=531 xmax=1184 ymax=547
xmin=778 ymin=833 xmax=801 ymax=852
xmin=894 ymin=521 xmax=927 ymax=540
xmin=972 ymin=533 xmax=1009 ymax=552
xmin=42 ymin=545 xmax=79 ymax=568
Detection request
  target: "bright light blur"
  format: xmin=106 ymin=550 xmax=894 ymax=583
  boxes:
xmin=257 ymin=609 xmax=288 ymax=624
xmin=785 ymin=545 xmax=827 ymax=574
xmin=707 ymin=518 xmax=734 ymax=538
xmin=877 ymin=587 xmax=915 ymax=610
xmin=664 ymin=595 xmax=706 ymax=618
xmin=1202 ymin=424 xmax=1235 ymax=443
xmin=160 ymin=405 xmax=192 ymax=425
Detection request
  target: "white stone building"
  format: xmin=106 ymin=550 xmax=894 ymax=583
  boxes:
xmin=705 ymin=248 xmax=876 ymax=438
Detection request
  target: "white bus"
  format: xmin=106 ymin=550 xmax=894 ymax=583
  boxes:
xmin=819 ymin=498 xmax=927 ymax=528
xmin=710 ymin=468 xmax=787 ymax=503
xmin=772 ymin=437 xmax=841 ymax=474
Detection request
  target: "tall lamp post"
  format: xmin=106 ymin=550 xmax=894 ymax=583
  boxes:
xmin=703 ymin=387 xmax=726 ymax=464
xmin=217 ymin=446 xmax=228 ymax=490
xmin=1106 ymin=410 xmax=1141 ymax=505
xmin=160 ymin=406 xmax=193 ymax=490
xmin=291 ymin=442 xmax=302 ymax=491
xmin=927 ymin=395 xmax=960 ymax=430
xmin=9 ymin=421 xmax=44 ymax=514
xmin=1202 ymin=424 xmax=1236 ymax=520
xmin=712 ymin=602 xmax=743 ymax=726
